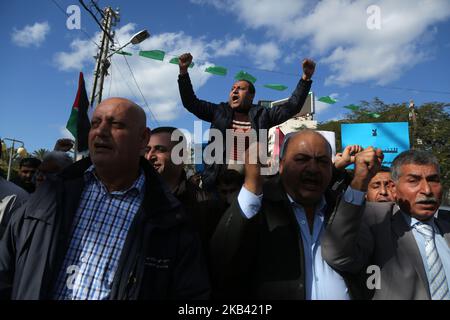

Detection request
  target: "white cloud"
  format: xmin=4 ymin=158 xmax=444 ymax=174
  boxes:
xmin=59 ymin=126 xmax=75 ymax=139
xmin=11 ymin=21 xmax=50 ymax=47
xmin=54 ymin=24 xmax=282 ymax=122
xmin=54 ymin=38 xmax=97 ymax=71
xmin=207 ymin=36 xmax=281 ymax=70
xmin=246 ymin=42 xmax=281 ymax=70
xmin=193 ymin=0 xmax=450 ymax=85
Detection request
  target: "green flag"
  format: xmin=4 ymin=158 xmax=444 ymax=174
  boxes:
xmin=343 ymin=104 xmax=360 ymax=111
xmin=318 ymin=96 xmax=337 ymax=104
xmin=169 ymin=57 xmax=194 ymax=68
xmin=263 ymin=84 xmax=288 ymax=91
xmin=205 ymin=66 xmax=227 ymax=76
xmin=115 ymin=50 xmax=132 ymax=56
xmin=234 ymin=70 xmax=257 ymax=83
xmin=139 ymin=50 xmax=165 ymax=61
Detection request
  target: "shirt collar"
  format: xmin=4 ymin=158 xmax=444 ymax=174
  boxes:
xmin=400 ymin=208 xmax=437 ymax=232
xmin=286 ymin=193 xmax=327 ymax=217
xmin=84 ymin=165 xmax=146 ymax=196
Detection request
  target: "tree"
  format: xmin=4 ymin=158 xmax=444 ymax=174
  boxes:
xmin=317 ymin=98 xmax=450 ymax=190
xmin=32 ymin=148 xmax=50 ymax=161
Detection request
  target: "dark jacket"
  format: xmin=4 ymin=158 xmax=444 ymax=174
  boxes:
xmin=174 ymin=172 xmax=227 ymax=255
xmin=210 ymin=176 xmax=369 ymax=300
xmin=178 ymin=73 xmax=312 ymax=190
xmin=0 ymin=157 xmax=210 ymax=300
xmin=322 ymin=202 xmax=450 ymax=299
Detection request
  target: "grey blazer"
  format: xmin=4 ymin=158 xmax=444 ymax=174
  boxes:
xmin=322 ymin=201 xmax=450 ymax=300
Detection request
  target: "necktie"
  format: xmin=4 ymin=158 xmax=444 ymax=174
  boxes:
xmin=415 ymin=222 xmax=450 ymax=300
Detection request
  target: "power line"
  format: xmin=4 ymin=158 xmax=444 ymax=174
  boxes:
xmin=112 ymin=33 xmax=160 ymax=126
xmin=50 ymin=0 xmax=101 ymax=49
xmin=111 ymin=60 xmax=140 ymax=102
xmin=121 ymin=55 xmax=160 ymax=127
xmin=89 ymin=0 xmax=105 ymax=20
xmin=78 ymin=0 xmax=114 ymax=43
xmin=122 ymin=46 xmax=450 ymax=96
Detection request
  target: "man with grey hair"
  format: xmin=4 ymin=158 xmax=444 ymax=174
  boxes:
xmin=323 ymin=149 xmax=450 ymax=300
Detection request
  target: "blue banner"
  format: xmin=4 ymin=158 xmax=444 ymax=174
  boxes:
xmin=341 ymin=122 xmax=410 ymax=167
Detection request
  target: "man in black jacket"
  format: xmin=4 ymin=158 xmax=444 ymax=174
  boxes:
xmin=145 ymin=126 xmax=227 ymax=256
xmin=177 ymin=52 xmax=315 ymax=190
xmin=210 ymin=130 xmax=382 ymax=299
xmin=0 ymin=97 xmax=209 ymax=300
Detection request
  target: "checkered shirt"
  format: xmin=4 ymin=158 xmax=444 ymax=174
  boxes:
xmin=53 ymin=165 xmax=145 ymax=300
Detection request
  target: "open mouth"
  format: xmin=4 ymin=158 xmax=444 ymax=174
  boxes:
xmin=231 ymin=95 xmax=239 ymax=103
xmin=302 ymin=178 xmax=321 ymax=189
xmin=94 ymin=142 xmax=112 ymax=151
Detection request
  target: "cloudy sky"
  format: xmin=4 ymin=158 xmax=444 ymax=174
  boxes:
xmin=1 ymin=0 xmax=450 ymax=152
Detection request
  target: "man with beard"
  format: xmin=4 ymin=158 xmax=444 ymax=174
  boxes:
xmin=12 ymin=157 xmax=41 ymax=193
xmin=177 ymin=52 xmax=315 ymax=190
xmin=211 ymin=130 xmax=381 ymax=299
xmin=323 ymin=150 xmax=450 ymax=299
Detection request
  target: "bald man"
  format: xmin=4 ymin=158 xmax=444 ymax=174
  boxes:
xmin=0 ymin=98 xmax=210 ymax=300
xmin=211 ymin=130 xmax=382 ymax=299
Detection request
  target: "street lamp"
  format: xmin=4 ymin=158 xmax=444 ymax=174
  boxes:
xmin=108 ymin=29 xmax=150 ymax=58
xmin=3 ymin=138 xmax=26 ymax=181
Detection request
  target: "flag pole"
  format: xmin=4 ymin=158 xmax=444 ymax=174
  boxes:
xmin=73 ymin=139 xmax=78 ymax=161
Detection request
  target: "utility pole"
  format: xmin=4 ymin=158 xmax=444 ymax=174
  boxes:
xmin=409 ymin=99 xmax=418 ymax=148
xmin=90 ymin=7 xmax=120 ymax=109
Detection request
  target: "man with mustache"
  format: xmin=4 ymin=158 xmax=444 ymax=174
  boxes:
xmin=177 ymin=52 xmax=315 ymax=191
xmin=323 ymin=149 xmax=450 ymax=299
xmin=0 ymin=98 xmax=209 ymax=300
xmin=210 ymin=130 xmax=380 ymax=299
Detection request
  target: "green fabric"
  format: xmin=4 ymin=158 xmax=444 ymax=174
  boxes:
xmin=139 ymin=50 xmax=165 ymax=61
xmin=169 ymin=57 xmax=194 ymax=68
xmin=205 ymin=66 xmax=227 ymax=76
xmin=234 ymin=70 xmax=256 ymax=83
xmin=116 ymin=51 xmax=132 ymax=56
xmin=66 ymin=107 xmax=78 ymax=138
xmin=263 ymin=84 xmax=288 ymax=91
xmin=343 ymin=104 xmax=360 ymax=111
xmin=318 ymin=96 xmax=337 ymax=104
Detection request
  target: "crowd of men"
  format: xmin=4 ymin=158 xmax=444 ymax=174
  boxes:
xmin=0 ymin=54 xmax=449 ymax=300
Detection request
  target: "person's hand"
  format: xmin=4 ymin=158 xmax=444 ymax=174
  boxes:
xmin=179 ymin=53 xmax=193 ymax=75
xmin=243 ymin=142 xmax=264 ymax=195
xmin=302 ymin=58 xmax=316 ymax=81
xmin=350 ymin=147 xmax=384 ymax=192
xmin=334 ymin=145 xmax=363 ymax=171
xmin=54 ymin=138 xmax=74 ymax=152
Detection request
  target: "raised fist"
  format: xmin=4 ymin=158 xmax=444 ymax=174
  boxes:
xmin=302 ymin=58 xmax=316 ymax=81
xmin=179 ymin=53 xmax=193 ymax=74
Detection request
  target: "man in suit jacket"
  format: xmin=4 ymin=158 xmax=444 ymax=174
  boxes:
xmin=210 ymin=130 xmax=381 ymax=299
xmin=322 ymin=149 xmax=450 ymax=300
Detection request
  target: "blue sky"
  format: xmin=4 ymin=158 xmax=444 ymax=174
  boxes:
xmin=1 ymin=0 xmax=450 ymax=153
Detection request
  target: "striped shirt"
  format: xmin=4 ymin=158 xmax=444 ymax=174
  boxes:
xmin=53 ymin=165 xmax=145 ymax=300
xmin=228 ymin=112 xmax=251 ymax=163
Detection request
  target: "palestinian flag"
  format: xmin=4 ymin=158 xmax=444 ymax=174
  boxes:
xmin=66 ymin=72 xmax=91 ymax=152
